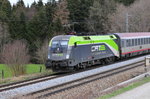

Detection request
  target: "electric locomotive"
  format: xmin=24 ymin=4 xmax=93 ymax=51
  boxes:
xmin=45 ymin=34 xmax=120 ymax=72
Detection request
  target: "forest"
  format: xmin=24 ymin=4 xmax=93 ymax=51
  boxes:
xmin=0 ymin=0 xmax=149 ymax=65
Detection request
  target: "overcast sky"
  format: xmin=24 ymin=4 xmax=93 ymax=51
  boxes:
xmin=9 ymin=0 xmax=48 ymax=6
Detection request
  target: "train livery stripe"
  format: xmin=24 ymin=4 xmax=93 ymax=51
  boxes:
xmin=68 ymin=35 xmax=119 ymax=51
xmin=122 ymin=48 xmax=150 ymax=55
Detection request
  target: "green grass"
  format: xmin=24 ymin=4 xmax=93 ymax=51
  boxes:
xmin=0 ymin=64 xmax=46 ymax=79
xmin=0 ymin=64 xmax=12 ymax=78
xmin=26 ymin=64 xmax=46 ymax=74
xmin=99 ymin=77 xmax=150 ymax=99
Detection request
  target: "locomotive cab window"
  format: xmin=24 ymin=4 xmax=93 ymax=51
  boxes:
xmin=51 ymin=40 xmax=68 ymax=48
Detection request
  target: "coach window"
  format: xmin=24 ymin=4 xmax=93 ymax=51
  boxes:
xmin=121 ymin=41 xmax=124 ymax=47
xmin=138 ymin=39 xmax=140 ymax=45
xmin=147 ymin=38 xmax=149 ymax=44
xmin=129 ymin=39 xmax=131 ymax=47
xmin=146 ymin=38 xmax=148 ymax=44
xmin=135 ymin=39 xmax=137 ymax=46
xmin=128 ymin=39 xmax=130 ymax=47
xmin=141 ymin=38 xmax=143 ymax=45
xmin=126 ymin=40 xmax=129 ymax=47
xmin=132 ymin=39 xmax=135 ymax=46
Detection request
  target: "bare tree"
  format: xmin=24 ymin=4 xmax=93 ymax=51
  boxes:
xmin=1 ymin=40 xmax=30 ymax=76
xmin=54 ymin=0 xmax=70 ymax=25
xmin=110 ymin=0 xmax=150 ymax=32
xmin=35 ymin=39 xmax=49 ymax=64
xmin=88 ymin=0 xmax=116 ymax=34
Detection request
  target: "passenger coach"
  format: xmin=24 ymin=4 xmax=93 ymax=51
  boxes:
xmin=115 ymin=33 xmax=150 ymax=58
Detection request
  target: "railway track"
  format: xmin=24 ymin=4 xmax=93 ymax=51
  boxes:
xmin=28 ymin=60 xmax=145 ymax=99
xmin=0 ymin=72 xmax=71 ymax=92
xmin=0 ymin=66 xmax=102 ymax=92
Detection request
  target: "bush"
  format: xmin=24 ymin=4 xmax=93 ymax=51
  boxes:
xmin=1 ymin=40 xmax=30 ymax=76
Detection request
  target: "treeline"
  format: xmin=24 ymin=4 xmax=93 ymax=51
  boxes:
xmin=0 ymin=0 xmax=136 ymax=63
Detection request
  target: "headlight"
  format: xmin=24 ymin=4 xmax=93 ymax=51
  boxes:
xmin=66 ymin=54 xmax=69 ymax=59
xmin=48 ymin=54 xmax=50 ymax=59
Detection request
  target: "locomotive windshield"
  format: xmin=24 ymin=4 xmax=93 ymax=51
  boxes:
xmin=51 ymin=40 xmax=68 ymax=53
xmin=52 ymin=40 xmax=68 ymax=48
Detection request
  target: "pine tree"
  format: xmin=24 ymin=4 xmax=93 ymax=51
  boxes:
xmin=16 ymin=0 xmax=25 ymax=8
xmin=0 ymin=0 xmax=11 ymax=50
xmin=9 ymin=0 xmax=28 ymax=40
xmin=45 ymin=0 xmax=56 ymax=25
xmin=67 ymin=0 xmax=93 ymax=32
xmin=36 ymin=0 xmax=44 ymax=10
xmin=0 ymin=0 xmax=11 ymax=20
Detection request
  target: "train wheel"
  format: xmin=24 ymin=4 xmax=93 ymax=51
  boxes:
xmin=75 ymin=64 xmax=80 ymax=70
xmin=105 ymin=57 xmax=115 ymax=64
xmin=81 ymin=63 xmax=86 ymax=69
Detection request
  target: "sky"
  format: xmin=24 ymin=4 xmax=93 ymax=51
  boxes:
xmin=9 ymin=0 xmax=48 ymax=6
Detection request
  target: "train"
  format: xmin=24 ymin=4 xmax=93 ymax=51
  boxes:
xmin=45 ymin=32 xmax=150 ymax=72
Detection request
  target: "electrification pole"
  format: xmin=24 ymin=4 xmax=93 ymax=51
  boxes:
xmin=126 ymin=13 xmax=129 ymax=32
xmin=126 ymin=13 xmax=132 ymax=33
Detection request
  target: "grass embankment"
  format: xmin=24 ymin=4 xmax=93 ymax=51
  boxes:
xmin=0 ymin=64 xmax=46 ymax=78
xmin=0 ymin=64 xmax=53 ymax=84
xmin=99 ymin=77 xmax=150 ymax=99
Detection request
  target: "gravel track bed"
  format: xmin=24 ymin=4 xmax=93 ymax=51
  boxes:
xmin=47 ymin=67 xmax=145 ymax=99
xmin=20 ymin=64 xmax=145 ymax=99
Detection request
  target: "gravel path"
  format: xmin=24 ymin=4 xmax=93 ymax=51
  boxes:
xmin=111 ymin=81 xmax=150 ymax=99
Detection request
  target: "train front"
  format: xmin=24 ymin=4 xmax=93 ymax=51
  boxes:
xmin=45 ymin=35 xmax=73 ymax=72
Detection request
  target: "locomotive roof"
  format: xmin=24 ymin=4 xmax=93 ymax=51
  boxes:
xmin=52 ymin=35 xmax=74 ymax=41
xmin=68 ymin=34 xmax=117 ymax=46
xmin=115 ymin=32 xmax=150 ymax=39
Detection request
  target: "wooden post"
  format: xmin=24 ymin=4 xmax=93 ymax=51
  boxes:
xmin=2 ymin=70 xmax=4 ymax=79
xmin=145 ymin=57 xmax=150 ymax=77
xmin=40 ymin=66 xmax=42 ymax=73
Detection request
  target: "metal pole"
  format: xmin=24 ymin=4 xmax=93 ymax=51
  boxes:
xmin=126 ymin=13 xmax=129 ymax=32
